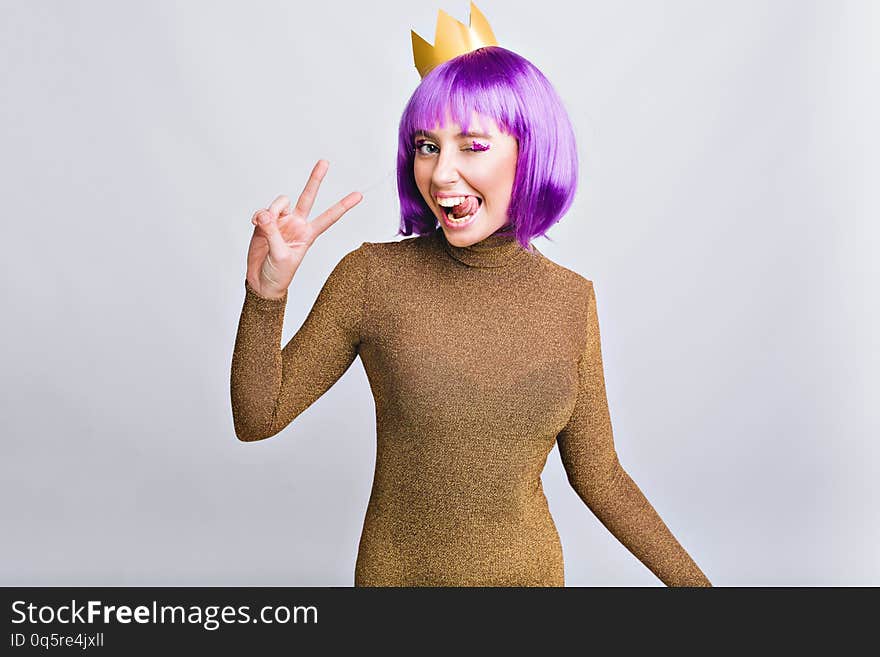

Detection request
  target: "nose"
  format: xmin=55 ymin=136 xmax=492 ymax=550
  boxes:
xmin=430 ymin=147 xmax=461 ymax=188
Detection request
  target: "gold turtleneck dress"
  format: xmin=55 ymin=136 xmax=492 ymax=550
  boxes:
xmin=230 ymin=227 xmax=712 ymax=587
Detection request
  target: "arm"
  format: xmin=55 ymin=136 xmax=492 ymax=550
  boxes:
xmin=556 ymin=282 xmax=712 ymax=586
xmin=230 ymin=243 xmax=370 ymax=442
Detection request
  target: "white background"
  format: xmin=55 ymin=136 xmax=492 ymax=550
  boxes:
xmin=2 ymin=0 xmax=877 ymax=585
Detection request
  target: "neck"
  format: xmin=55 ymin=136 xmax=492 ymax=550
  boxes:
xmin=435 ymin=226 xmax=536 ymax=269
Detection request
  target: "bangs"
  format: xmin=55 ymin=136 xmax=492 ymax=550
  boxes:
xmin=401 ymin=62 xmax=519 ymax=142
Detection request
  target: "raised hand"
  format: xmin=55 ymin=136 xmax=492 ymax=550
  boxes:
xmin=245 ymin=160 xmax=363 ymax=299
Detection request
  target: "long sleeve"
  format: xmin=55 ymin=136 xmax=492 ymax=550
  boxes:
xmin=556 ymin=282 xmax=712 ymax=587
xmin=230 ymin=243 xmax=370 ymax=442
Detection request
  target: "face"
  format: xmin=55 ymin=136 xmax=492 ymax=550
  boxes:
xmin=413 ymin=110 xmax=519 ymax=247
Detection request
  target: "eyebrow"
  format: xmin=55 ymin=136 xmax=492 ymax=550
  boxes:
xmin=414 ymin=129 xmax=492 ymax=140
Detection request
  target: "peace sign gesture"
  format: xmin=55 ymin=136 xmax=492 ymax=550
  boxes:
xmin=245 ymin=160 xmax=363 ymax=299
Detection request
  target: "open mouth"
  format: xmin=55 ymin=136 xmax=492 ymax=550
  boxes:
xmin=440 ymin=196 xmax=482 ymax=228
xmin=439 ymin=195 xmax=482 ymax=224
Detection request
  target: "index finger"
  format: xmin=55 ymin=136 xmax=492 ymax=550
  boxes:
xmin=293 ymin=159 xmax=329 ymax=218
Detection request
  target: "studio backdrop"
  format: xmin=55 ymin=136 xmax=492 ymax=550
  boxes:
xmin=1 ymin=0 xmax=877 ymax=586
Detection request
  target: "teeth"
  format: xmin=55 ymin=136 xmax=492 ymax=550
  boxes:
xmin=437 ymin=196 xmax=465 ymax=207
xmin=436 ymin=195 xmax=479 ymax=207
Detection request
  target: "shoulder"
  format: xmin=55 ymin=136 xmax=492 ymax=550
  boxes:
xmin=361 ymin=232 xmax=433 ymax=254
xmin=350 ymin=232 xmax=437 ymax=271
xmin=325 ymin=234 xmax=434 ymax=292
xmin=332 ymin=233 xmax=423 ymax=265
xmin=531 ymin=250 xmax=595 ymax=299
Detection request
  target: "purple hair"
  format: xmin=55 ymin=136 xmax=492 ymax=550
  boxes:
xmin=396 ymin=46 xmax=579 ymax=250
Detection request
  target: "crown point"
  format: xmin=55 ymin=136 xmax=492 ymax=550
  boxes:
xmin=410 ymin=2 xmax=499 ymax=79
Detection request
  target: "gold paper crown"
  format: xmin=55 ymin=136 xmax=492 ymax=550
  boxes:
xmin=411 ymin=1 xmax=498 ymax=79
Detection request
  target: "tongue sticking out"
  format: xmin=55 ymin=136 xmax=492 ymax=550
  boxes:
xmin=451 ymin=196 xmax=480 ymax=219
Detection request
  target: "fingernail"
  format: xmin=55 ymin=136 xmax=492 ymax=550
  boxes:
xmin=258 ymin=214 xmax=270 ymax=224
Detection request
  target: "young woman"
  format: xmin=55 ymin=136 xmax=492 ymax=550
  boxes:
xmin=230 ymin=43 xmax=711 ymax=587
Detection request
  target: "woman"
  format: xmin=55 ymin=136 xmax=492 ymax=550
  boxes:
xmin=230 ymin=43 xmax=711 ymax=587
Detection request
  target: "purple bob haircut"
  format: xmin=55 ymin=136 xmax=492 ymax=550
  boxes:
xmin=396 ymin=46 xmax=578 ymax=250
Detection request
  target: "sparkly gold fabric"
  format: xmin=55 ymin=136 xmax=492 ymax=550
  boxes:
xmin=231 ymin=227 xmax=712 ymax=587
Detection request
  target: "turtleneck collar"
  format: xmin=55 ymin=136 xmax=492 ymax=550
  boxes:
xmin=435 ymin=226 xmax=536 ymax=269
